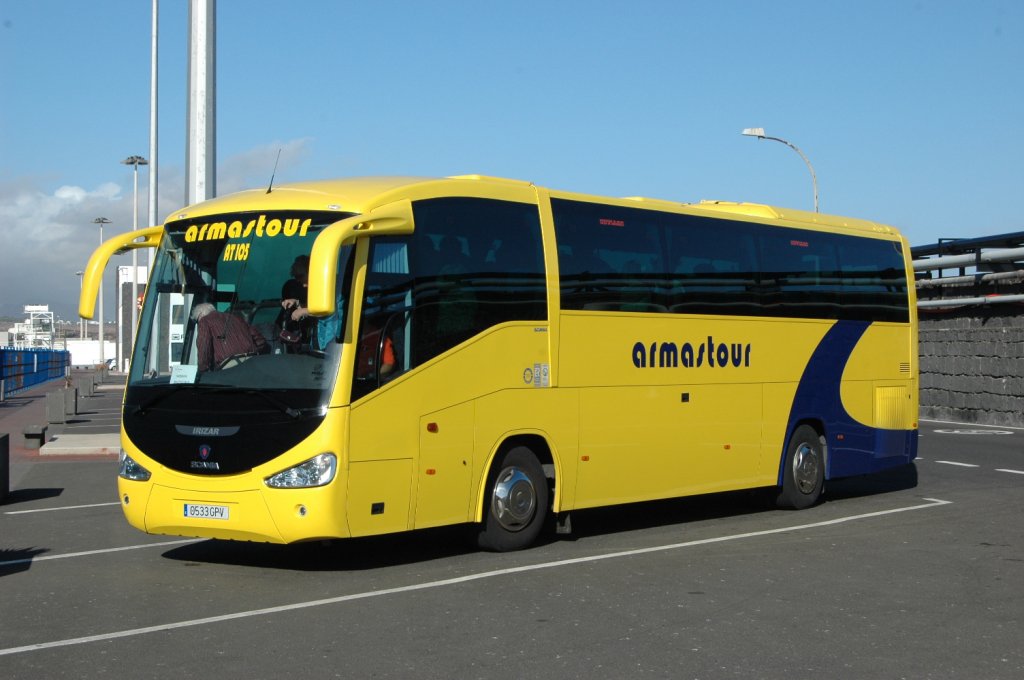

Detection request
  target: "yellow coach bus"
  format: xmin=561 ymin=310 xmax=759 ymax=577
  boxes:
xmin=80 ymin=175 xmax=918 ymax=551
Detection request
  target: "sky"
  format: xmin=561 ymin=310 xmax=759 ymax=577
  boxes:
xmin=1 ymin=0 xmax=1022 ymax=322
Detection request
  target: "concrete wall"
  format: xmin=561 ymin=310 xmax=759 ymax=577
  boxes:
xmin=919 ymin=309 xmax=1024 ymax=427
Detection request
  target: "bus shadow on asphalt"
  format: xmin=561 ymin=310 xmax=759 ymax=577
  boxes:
xmin=159 ymin=463 xmax=919 ymax=571
xmin=821 ymin=462 xmax=919 ymax=501
xmin=161 ymin=525 xmax=480 ymax=571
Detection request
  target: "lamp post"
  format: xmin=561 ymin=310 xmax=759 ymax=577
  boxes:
xmin=76 ymin=271 xmax=85 ymax=339
xmin=93 ymin=217 xmax=111 ymax=365
xmin=741 ymin=128 xmax=819 ymax=212
xmin=122 ymin=155 xmax=148 ymax=352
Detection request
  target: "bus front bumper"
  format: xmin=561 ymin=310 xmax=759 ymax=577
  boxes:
xmin=119 ymin=477 xmax=350 ymax=544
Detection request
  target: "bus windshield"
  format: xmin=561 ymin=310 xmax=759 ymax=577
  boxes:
xmin=128 ymin=210 xmax=355 ymax=401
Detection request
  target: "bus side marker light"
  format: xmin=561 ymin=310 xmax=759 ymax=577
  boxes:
xmin=836 ymin=434 xmax=846 ymax=441
xmin=426 ymin=468 xmax=437 ymax=475
xmin=427 ymin=422 xmax=439 ymax=433
xmin=723 ymin=444 xmax=731 ymax=450
xmin=581 ymin=455 xmax=590 ymax=462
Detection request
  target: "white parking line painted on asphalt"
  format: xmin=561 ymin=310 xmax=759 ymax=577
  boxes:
xmin=4 ymin=502 xmax=121 ymax=516
xmin=0 ymin=497 xmax=952 ymax=657
xmin=921 ymin=418 xmax=1024 ymax=431
xmin=935 ymin=461 xmax=981 ymax=468
xmin=0 ymin=538 xmax=201 ymax=568
xmin=933 ymin=429 xmax=1014 ymax=435
xmin=995 ymin=468 xmax=1024 ymax=476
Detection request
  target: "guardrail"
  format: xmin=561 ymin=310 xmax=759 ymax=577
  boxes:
xmin=0 ymin=348 xmax=71 ymax=401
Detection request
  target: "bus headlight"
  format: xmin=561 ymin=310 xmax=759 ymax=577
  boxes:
xmin=265 ymin=453 xmax=337 ymax=489
xmin=118 ymin=449 xmax=152 ymax=482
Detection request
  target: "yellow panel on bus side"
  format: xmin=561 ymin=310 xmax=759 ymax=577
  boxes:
xmin=474 ymin=387 xmax=580 ymax=514
xmin=347 ymin=323 xmax=551 ymax=532
xmin=559 ymin=312 xmax=833 ymax=508
xmin=346 ymin=459 xmax=413 ymax=537
xmin=575 ymin=383 xmax=764 ymax=508
xmin=840 ymin=323 xmax=917 ymax=428
xmin=416 ymin=402 xmax=474 ymax=529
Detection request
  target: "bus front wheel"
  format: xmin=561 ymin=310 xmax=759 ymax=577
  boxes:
xmin=775 ymin=424 xmax=825 ymax=509
xmin=477 ymin=446 xmax=548 ymax=552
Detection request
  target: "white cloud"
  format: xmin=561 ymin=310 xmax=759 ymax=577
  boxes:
xmin=0 ymin=181 xmax=128 ymax=318
xmin=219 ymin=138 xmax=313 ymax=195
xmin=0 ymin=140 xmax=313 ymax=320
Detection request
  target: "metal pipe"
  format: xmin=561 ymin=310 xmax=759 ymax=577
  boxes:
xmin=918 ymin=293 xmax=1024 ymax=309
xmin=912 ymin=247 xmax=1024 ymax=271
xmin=916 ymin=270 xmax=1024 ymax=288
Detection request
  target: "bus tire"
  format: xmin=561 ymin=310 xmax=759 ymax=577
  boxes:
xmin=775 ymin=424 xmax=825 ymax=510
xmin=477 ymin=446 xmax=548 ymax=552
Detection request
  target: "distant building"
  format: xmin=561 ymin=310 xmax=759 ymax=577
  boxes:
xmin=8 ymin=305 xmax=56 ymax=349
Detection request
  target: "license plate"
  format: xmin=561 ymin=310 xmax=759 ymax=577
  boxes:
xmin=183 ymin=503 xmax=230 ymax=520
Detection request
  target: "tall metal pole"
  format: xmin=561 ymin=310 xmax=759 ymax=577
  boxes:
xmin=741 ymin=128 xmax=819 ymax=212
xmin=76 ymin=271 xmax=84 ymax=339
xmin=93 ymin=217 xmax=111 ymax=365
xmin=149 ymin=0 xmax=159 ymax=271
xmin=122 ymin=156 xmax=148 ymax=358
xmin=186 ymin=0 xmax=216 ymax=205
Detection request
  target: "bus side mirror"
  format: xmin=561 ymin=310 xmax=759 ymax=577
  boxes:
xmin=307 ymin=199 xmax=415 ymax=315
xmin=79 ymin=226 xmax=164 ymax=319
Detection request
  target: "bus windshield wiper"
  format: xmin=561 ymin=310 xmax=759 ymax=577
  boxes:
xmin=201 ymin=386 xmax=307 ymax=420
xmin=133 ymin=385 xmax=200 ymax=417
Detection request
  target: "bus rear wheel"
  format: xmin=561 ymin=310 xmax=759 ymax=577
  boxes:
xmin=477 ymin=446 xmax=548 ymax=552
xmin=775 ymin=424 xmax=825 ymax=509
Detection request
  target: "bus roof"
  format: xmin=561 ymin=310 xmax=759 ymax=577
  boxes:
xmin=166 ymin=174 xmax=898 ymax=237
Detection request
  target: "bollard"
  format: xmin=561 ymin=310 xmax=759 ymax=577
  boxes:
xmin=22 ymin=425 xmax=46 ymax=450
xmin=0 ymin=433 xmax=8 ymax=504
xmin=46 ymin=391 xmax=66 ymax=425
xmin=76 ymin=376 xmax=93 ymax=398
xmin=64 ymin=386 xmax=78 ymax=416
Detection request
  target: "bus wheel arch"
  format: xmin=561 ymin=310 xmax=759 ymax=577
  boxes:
xmin=775 ymin=421 xmax=826 ymax=510
xmin=476 ymin=436 xmax=552 ymax=552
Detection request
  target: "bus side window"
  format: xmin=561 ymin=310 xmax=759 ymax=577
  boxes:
xmin=409 ymin=197 xmax=544 ymax=366
xmin=351 ymin=198 xmax=546 ymax=401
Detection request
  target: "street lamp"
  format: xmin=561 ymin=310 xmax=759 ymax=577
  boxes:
xmin=76 ymin=271 xmax=85 ymax=339
xmin=93 ymin=217 xmax=111 ymax=365
xmin=741 ymin=127 xmax=819 ymax=212
xmin=122 ymin=155 xmax=148 ymax=352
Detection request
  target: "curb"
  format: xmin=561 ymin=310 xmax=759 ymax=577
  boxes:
xmin=41 ymin=433 xmax=121 ymax=456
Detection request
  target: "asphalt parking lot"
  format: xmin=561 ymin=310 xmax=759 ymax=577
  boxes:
xmin=1 ymin=420 xmax=1022 ymax=679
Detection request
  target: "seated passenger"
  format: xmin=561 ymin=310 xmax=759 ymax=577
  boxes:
xmin=193 ymin=303 xmax=268 ymax=371
xmin=278 ymin=255 xmax=315 ymax=347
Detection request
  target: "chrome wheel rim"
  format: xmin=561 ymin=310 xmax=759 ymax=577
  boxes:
xmin=491 ymin=466 xmax=536 ymax=532
xmin=793 ymin=442 xmax=820 ymax=495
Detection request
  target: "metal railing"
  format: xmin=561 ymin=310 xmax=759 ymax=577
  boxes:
xmin=912 ymin=230 xmax=1024 ymax=310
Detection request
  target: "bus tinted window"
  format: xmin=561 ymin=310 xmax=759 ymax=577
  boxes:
xmin=666 ymin=217 xmax=760 ymax=316
xmin=554 ymin=200 xmax=669 ymax=313
xmin=553 ymin=198 xmax=908 ymax=322
xmin=352 ymin=197 xmax=546 ymax=399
